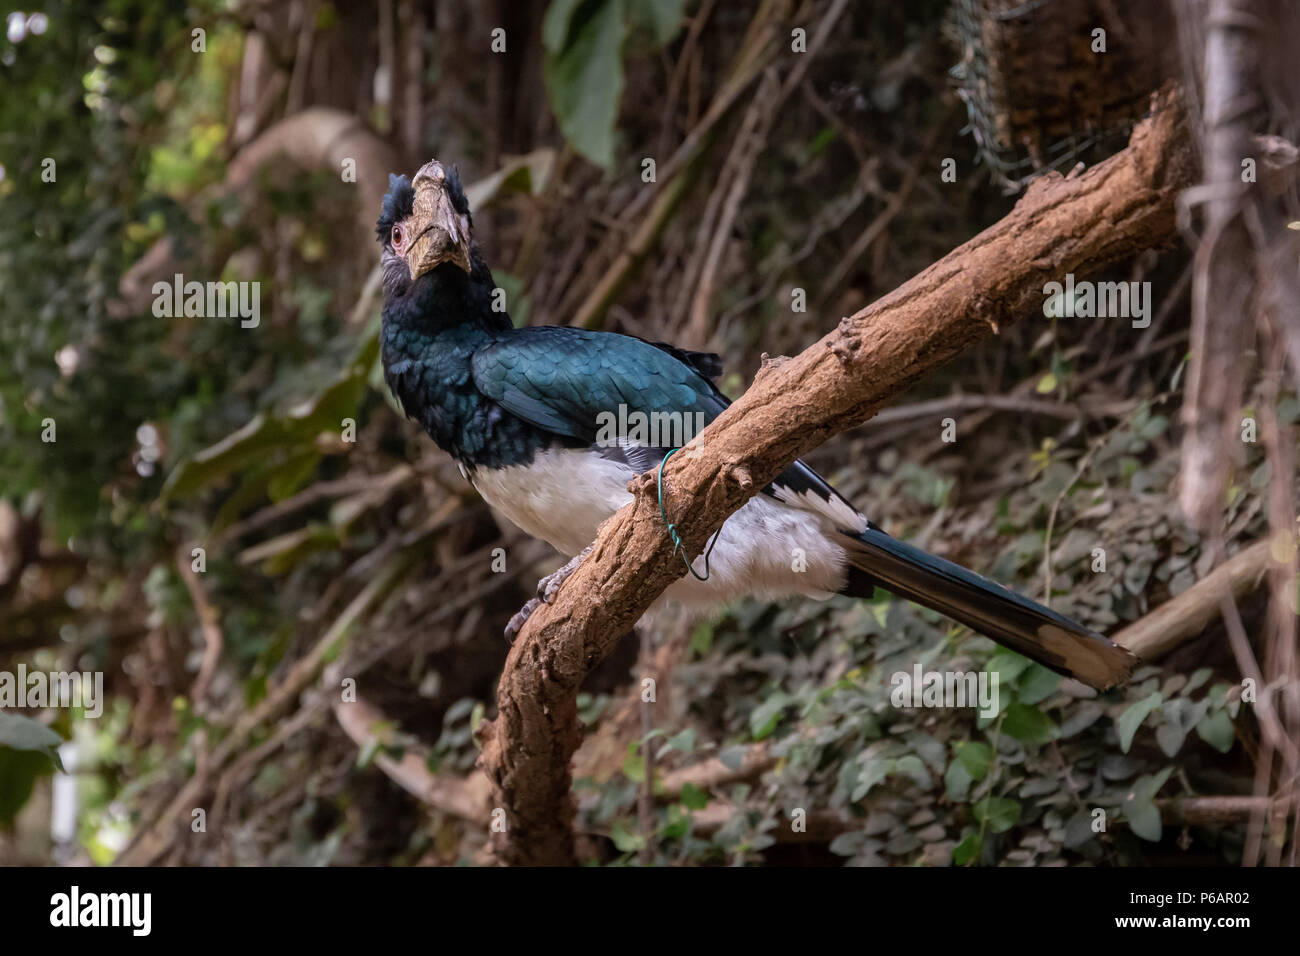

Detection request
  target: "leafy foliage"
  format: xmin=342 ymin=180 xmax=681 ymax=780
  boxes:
xmin=571 ymin=403 xmax=1265 ymax=866
xmin=542 ymin=0 xmax=684 ymax=168
xmin=0 ymin=0 xmax=1276 ymax=868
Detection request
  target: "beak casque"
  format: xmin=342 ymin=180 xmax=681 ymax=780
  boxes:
xmin=405 ymin=160 xmax=472 ymax=279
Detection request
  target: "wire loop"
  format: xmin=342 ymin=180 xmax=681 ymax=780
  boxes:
xmin=656 ymin=447 xmax=721 ymax=582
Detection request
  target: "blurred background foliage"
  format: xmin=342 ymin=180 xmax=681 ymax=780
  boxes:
xmin=0 ymin=0 xmax=1290 ymax=866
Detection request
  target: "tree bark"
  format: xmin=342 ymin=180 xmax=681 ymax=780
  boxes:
xmin=476 ymin=87 xmax=1196 ymax=866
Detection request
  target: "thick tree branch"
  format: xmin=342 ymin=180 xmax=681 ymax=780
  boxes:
xmin=476 ymin=88 xmax=1196 ymax=866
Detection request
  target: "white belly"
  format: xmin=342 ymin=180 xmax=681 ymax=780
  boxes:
xmin=470 ymin=448 xmax=634 ymax=557
xmin=470 ymin=447 xmax=850 ymax=609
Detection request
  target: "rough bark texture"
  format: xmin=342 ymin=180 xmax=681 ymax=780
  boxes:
xmin=476 ymin=88 xmax=1196 ymax=866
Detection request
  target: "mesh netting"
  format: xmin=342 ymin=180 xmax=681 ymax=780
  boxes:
xmin=951 ymin=0 xmax=1176 ymax=191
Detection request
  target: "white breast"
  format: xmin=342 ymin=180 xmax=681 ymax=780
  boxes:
xmin=470 ymin=447 xmax=637 ymax=558
xmin=471 ymin=447 xmax=854 ymax=611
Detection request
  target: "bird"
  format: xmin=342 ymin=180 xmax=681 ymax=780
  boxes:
xmin=376 ymin=159 xmax=1137 ymax=691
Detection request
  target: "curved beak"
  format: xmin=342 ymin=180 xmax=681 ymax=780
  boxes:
xmin=406 ymin=160 xmax=472 ymax=279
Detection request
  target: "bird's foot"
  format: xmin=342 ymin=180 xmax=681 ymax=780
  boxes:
xmin=503 ymin=546 xmax=593 ymax=643
xmin=537 ymin=545 xmax=592 ymax=603
xmin=504 ymin=598 xmax=541 ymax=644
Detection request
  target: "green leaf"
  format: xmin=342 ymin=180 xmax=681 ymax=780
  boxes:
xmin=1137 ymin=413 xmax=1168 ymax=440
xmin=973 ymin=796 xmax=1021 ymax=833
xmin=1154 ymin=697 xmax=1197 ymax=756
xmin=1059 ymin=701 xmax=1105 ymax=738
xmin=470 ymin=702 xmax=486 ymax=736
xmin=626 ymin=0 xmax=685 ymax=46
xmin=1116 ymin=692 xmax=1163 ymax=753
xmin=1182 ymin=667 xmax=1214 ymax=696
xmin=656 ymin=727 xmax=696 ymax=758
xmin=892 ymin=754 xmax=932 ymax=789
xmin=542 ymin=0 xmax=627 ymax=169
xmin=622 ymin=740 xmax=646 ymax=783
xmin=266 ymin=450 xmax=322 ymax=502
xmin=621 ymin=755 xmax=645 ymax=783
xmin=1016 ymin=663 xmax=1062 ymax=705
xmin=689 ymin=620 xmax=714 ymax=656
xmin=1123 ymin=771 xmax=1171 ymax=844
xmin=806 ymin=126 xmax=838 ymax=158
xmin=1002 ymin=701 xmax=1058 ymax=746
xmin=829 ymin=830 xmax=866 ymax=857
xmin=678 ymin=781 xmax=709 ymax=810
xmin=542 ymin=0 xmax=586 ymax=51
xmin=0 ymin=711 xmax=64 ymax=766
xmin=1126 ymin=796 xmax=1162 ymax=841
xmin=749 ymin=691 xmax=790 ymax=741
xmin=661 ymin=804 xmax=690 ymax=839
xmin=163 ymin=365 xmax=368 ymax=502
xmin=1155 ymin=720 xmax=1187 ymax=757
xmin=1196 ymin=709 xmax=1235 ymax=753
xmin=851 ymin=757 xmax=890 ymax=801
xmin=0 ymin=748 xmax=57 ymax=825
xmin=717 ymin=745 xmax=746 ymax=772
xmin=356 ymin=737 xmax=381 ymax=768
xmin=952 ymin=831 xmax=983 ymax=865
xmin=944 ymin=759 xmax=972 ymax=801
xmin=954 ymin=740 xmax=992 ymax=781
xmin=0 ymin=714 xmax=65 ymax=825
xmin=987 ymin=650 xmax=1032 ymax=686
xmin=1063 ymin=810 xmax=1096 ymax=848
xmin=609 ymin=819 xmax=645 ymax=852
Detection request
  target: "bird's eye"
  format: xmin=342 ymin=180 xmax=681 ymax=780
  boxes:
xmin=391 ymin=224 xmax=405 ymax=248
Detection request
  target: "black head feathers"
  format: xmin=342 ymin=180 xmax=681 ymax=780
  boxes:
xmin=444 ymin=164 xmax=471 ymax=220
xmin=376 ymin=173 xmax=415 ymax=244
xmin=376 ymin=164 xmax=473 ymax=245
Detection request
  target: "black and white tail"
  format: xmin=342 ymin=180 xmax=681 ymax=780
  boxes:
xmin=840 ymin=525 xmax=1136 ymax=690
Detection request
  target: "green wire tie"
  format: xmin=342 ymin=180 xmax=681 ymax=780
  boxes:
xmin=657 ymin=447 xmax=721 ymax=582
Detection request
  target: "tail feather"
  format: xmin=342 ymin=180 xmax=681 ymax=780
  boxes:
xmin=841 ymin=526 xmax=1136 ymax=690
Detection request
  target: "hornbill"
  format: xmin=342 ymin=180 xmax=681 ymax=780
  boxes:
xmin=377 ymin=160 xmax=1136 ymax=691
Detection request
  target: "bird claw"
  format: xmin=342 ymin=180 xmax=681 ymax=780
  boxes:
xmin=504 ymin=597 xmax=541 ymax=644
xmin=535 ymin=545 xmax=592 ymax=603
xmin=503 ymin=546 xmax=594 ymax=643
